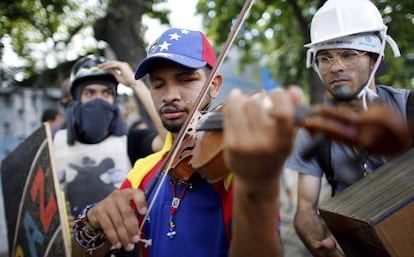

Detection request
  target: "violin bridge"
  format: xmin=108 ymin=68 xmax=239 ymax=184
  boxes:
xmin=186 ymin=111 xmax=202 ymax=136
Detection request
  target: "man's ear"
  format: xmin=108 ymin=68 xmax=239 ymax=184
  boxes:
xmin=209 ymin=74 xmax=223 ymax=99
xmin=370 ymin=53 xmax=379 ymax=70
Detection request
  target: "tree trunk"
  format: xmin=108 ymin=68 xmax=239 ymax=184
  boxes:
xmin=94 ymin=0 xmax=153 ymax=122
xmin=93 ymin=0 xmax=146 ymax=68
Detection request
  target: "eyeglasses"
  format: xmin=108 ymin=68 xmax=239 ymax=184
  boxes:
xmin=315 ymin=50 xmax=368 ymax=74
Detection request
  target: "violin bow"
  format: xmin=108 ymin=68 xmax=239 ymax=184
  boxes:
xmin=138 ymin=0 xmax=256 ymax=246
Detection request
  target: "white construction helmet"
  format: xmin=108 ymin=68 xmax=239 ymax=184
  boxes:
xmin=306 ymin=0 xmax=400 ymax=69
xmin=307 ymin=0 xmax=386 ymax=47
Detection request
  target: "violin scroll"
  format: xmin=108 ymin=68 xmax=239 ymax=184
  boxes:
xmin=297 ymin=103 xmax=412 ymax=156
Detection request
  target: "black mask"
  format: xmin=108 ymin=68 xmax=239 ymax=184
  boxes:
xmin=66 ymin=99 xmax=127 ymax=145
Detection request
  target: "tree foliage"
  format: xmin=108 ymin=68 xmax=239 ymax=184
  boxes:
xmin=196 ymin=0 xmax=414 ymax=103
xmin=2 ymin=0 xmax=413 ymax=103
xmin=1 ymin=0 xmax=102 ymax=72
xmin=0 ymin=0 xmax=170 ymax=84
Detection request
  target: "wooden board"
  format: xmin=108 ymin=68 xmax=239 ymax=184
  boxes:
xmin=319 ymin=148 xmax=414 ymax=257
xmin=0 ymin=123 xmax=70 ymax=257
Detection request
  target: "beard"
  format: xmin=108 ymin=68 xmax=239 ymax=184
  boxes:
xmin=162 ymin=120 xmax=183 ymax=133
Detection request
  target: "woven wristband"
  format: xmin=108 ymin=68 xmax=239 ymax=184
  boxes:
xmin=74 ymin=203 xmax=106 ymax=252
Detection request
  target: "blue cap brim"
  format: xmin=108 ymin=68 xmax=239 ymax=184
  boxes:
xmin=134 ymin=53 xmax=207 ymax=80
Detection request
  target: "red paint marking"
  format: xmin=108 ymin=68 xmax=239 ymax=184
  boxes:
xmin=30 ymin=166 xmax=57 ymax=232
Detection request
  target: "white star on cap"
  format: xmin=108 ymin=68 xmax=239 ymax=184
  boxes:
xmin=152 ymin=53 xmax=174 ymax=58
xmin=169 ymin=33 xmax=181 ymax=41
xmin=181 ymin=29 xmax=190 ymax=35
xmin=159 ymin=41 xmax=171 ymax=51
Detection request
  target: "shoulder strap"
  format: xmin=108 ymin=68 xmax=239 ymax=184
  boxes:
xmin=406 ymin=91 xmax=414 ymax=147
xmin=406 ymin=91 xmax=414 ymax=130
xmin=316 ymin=140 xmax=337 ymax=197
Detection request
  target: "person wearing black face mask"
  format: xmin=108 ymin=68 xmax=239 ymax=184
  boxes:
xmin=53 ymin=55 xmax=165 ymax=234
xmin=53 ymin=55 xmax=131 ymax=225
xmin=66 ymin=79 xmax=126 ymax=145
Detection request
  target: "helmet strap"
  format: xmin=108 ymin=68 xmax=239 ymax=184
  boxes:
xmin=357 ymin=29 xmax=388 ymax=110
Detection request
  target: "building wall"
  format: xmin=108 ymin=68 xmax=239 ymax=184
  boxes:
xmin=0 ymin=87 xmax=62 ymax=160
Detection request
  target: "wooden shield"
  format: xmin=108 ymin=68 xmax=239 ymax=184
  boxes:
xmin=1 ymin=123 xmax=70 ymax=257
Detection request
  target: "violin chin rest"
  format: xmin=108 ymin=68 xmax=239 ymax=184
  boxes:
xmin=196 ymin=112 xmax=223 ymax=131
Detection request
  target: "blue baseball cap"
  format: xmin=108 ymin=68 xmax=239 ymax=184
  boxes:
xmin=134 ymin=28 xmax=216 ymax=79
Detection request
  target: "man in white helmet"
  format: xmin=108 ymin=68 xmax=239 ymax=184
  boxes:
xmin=286 ymin=0 xmax=413 ymax=256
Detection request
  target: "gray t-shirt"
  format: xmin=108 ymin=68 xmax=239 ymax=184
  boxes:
xmin=286 ymin=85 xmax=411 ymax=194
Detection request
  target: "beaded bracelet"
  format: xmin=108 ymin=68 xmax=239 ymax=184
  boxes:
xmin=74 ymin=204 xmax=106 ymax=254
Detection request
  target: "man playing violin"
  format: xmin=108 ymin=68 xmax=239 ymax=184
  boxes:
xmin=70 ymin=27 xmax=295 ymax=257
xmin=286 ymin=0 xmax=414 ymax=256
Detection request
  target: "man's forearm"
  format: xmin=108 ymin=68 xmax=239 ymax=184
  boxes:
xmin=229 ymin=177 xmax=282 ymax=257
xmin=294 ymin=208 xmax=326 ymax=254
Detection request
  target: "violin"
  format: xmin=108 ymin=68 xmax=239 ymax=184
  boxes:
xmin=168 ymin=100 xmax=412 ymax=184
xmin=169 ymin=105 xmax=228 ymax=183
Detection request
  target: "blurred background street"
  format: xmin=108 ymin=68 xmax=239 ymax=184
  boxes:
xmin=279 ymin=171 xmax=313 ymax=257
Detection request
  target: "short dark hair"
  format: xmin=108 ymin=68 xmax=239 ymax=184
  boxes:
xmin=41 ymin=109 xmax=60 ymax=122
